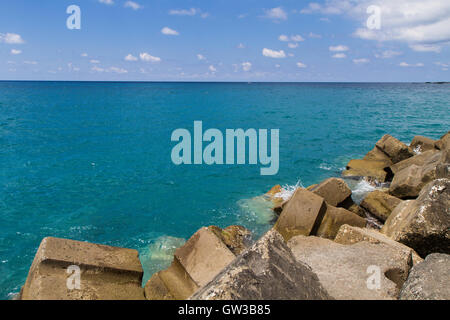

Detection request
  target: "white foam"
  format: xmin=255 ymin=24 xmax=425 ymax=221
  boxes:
xmin=350 ymin=178 xmax=378 ymax=204
xmin=274 ymin=179 xmax=304 ymax=201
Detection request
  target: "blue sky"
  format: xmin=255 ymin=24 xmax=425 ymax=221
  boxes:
xmin=0 ymin=0 xmax=449 ymax=81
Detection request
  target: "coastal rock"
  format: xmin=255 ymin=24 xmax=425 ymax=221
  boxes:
xmin=410 ymin=136 xmax=437 ymax=153
xmin=435 ymin=131 xmax=450 ymax=151
xmin=334 ymin=225 xmax=423 ymax=265
xmin=360 ymin=190 xmax=403 ymax=221
xmin=145 ymin=226 xmax=240 ymax=300
xmin=400 ymin=253 xmax=450 ymax=300
xmin=274 ymin=189 xmax=327 ymax=241
xmin=287 ymin=235 xmax=412 ymax=300
xmin=389 ymin=165 xmax=424 ymax=199
xmin=375 ymin=134 xmax=414 ymax=164
xmin=21 ymin=237 xmax=145 ymax=300
xmin=342 ymin=159 xmax=390 ymax=182
xmin=382 ymin=179 xmax=450 ymax=257
xmin=390 ymin=150 xmax=439 ymax=175
xmin=208 ymin=225 xmax=251 ymax=255
xmin=363 ymin=146 xmax=393 ymax=164
xmin=316 ymin=205 xmax=366 ymax=239
xmin=309 ymin=178 xmax=352 ymax=207
xmin=190 ymin=229 xmax=331 ymax=300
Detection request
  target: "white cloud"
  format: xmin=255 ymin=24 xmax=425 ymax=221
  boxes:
xmin=169 ymin=8 xmax=197 ymax=16
xmin=264 ymin=7 xmax=288 ymax=21
xmin=10 ymin=49 xmax=21 ymax=55
xmin=169 ymin=8 xmax=209 ymax=18
xmin=23 ymin=60 xmax=37 ymax=65
xmin=237 ymin=43 xmax=245 ymax=49
xmin=209 ymin=65 xmax=217 ymax=72
xmin=197 ymin=54 xmax=206 ymax=60
xmin=409 ymin=44 xmax=442 ymax=53
xmin=329 ymin=45 xmax=349 ymax=52
xmin=90 ymin=59 xmax=100 ymax=64
xmin=279 ymin=34 xmax=289 ymax=42
xmin=262 ymin=48 xmax=286 ymax=58
xmin=0 ymin=33 xmax=24 ymax=44
xmin=124 ymin=54 xmax=138 ymax=61
xmin=140 ymin=52 xmax=161 ymax=62
xmin=288 ymin=43 xmax=299 ymax=49
xmin=92 ymin=66 xmax=104 ymax=72
xmin=308 ymin=32 xmax=322 ymax=38
xmin=375 ymin=50 xmax=402 ymax=59
xmin=353 ymin=58 xmax=370 ymax=64
xmin=124 ymin=1 xmax=142 ymax=10
xmin=161 ymin=27 xmax=179 ymax=36
xmin=332 ymin=53 xmax=347 ymax=58
xmin=296 ymin=62 xmax=307 ymax=68
xmin=399 ymin=62 xmax=424 ymax=67
xmin=99 ymin=0 xmax=114 ymax=5
xmin=81 ymin=53 xmax=88 ymax=57
xmin=291 ymin=35 xmax=305 ymax=42
xmin=109 ymin=66 xmax=128 ymax=74
xmin=241 ymin=62 xmax=252 ymax=72
xmin=302 ymin=0 xmax=450 ymax=50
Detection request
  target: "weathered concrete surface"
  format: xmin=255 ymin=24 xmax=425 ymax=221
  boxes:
xmin=435 ymin=131 xmax=450 ymax=151
xmin=288 ymin=235 xmax=413 ymax=300
xmin=21 ymin=237 xmax=145 ymax=300
xmin=360 ymin=190 xmax=403 ymax=221
xmin=342 ymin=159 xmax=390 ymax=182
xmin=375 ymin=134 xmax=414 ymax=164
xmin=410 ymin=136 xmax=437 ymax=153
xmin=400 ymin=253 xmax=450 ymax=300
xmin=274 ymin=189 xmax=327 ymax=241
xmin=190 ymin=229 xmax=331 ymax=300
xmin=316 ymin=205 xmax=366 ymax=240
xmin=389 ymin=151 xmax=442 ymax=199
xmin=145 ymin=226 xmax=244 ymax=300
xmin=390 ymin=150 xmax=439 ymax=175
xmin=310 ymin=178 xmax=352 ymax=207
xmin=382 ymin=179 xmax=450 ymax=257
xmin=335 ymin=225 xmax=423 ymax=265
xmin=208 ymin=225 xmax=252 ymax=255
xmin=364 ymin=146 xmax=393 ymax=164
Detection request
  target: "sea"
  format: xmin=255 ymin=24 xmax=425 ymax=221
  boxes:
xmin=0 ymin=81 xmax=449 ymax=299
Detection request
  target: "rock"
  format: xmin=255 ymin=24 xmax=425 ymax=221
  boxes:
xmin=375 ymin=134 xmax=414 ymax=164
xmin=364 ymin=146 xmax=393 ymax=164
xmin=287 ymin=235 xmax=413 ymax=300
xmin=382 ymin=179 xmax=450 ymax=257
xmin=316 ymin=205 xmax=366 ymax=240
xmin=335 ymin=225 xmax=423 ymax=265
xmin=390 ymin=150 xmax=439 ymax=174
xmin=21 ymin=237 xmax=145 ymax=300
xmin=410 ymin=136 xmax=437 ymax=153
xmin=145 ymin=226 xmax=239 ymax=300
xmin=208 ymin=225 xmax=251 ymax=255
xmin=342 ymin=159 xmax=390 ymax=182
xmin=360 ymin=190 xmax=403 ymax=221
xmin=274 ymin=189 xmax=327 ymax=241
xmin=310 ymin=178 xmax=352 ymax=207
xmin=306 ymin=184 xmax=318 ymax=191
xmin=389 ymin=165 xmax=424 ymax=199
xmin=400 ymin=253 xmax=450 ymax=300
xmin=265 ymin=184 xmax=285 ymax=210
xmin=435 ymin=131 xmax=450 ymax=151
xmin=190 ymin=229 xmax=331 ymax=300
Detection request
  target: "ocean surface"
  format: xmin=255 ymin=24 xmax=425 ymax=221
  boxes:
xmin=0 ymin=81 xmax=449 ymax=299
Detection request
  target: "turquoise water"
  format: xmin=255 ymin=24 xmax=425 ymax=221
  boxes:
xmin=0 ymin=82 xmax=449 ymax=299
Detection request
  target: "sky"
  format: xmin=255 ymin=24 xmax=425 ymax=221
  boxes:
xmin=0 ymin=0 xmax=449 ymax=82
